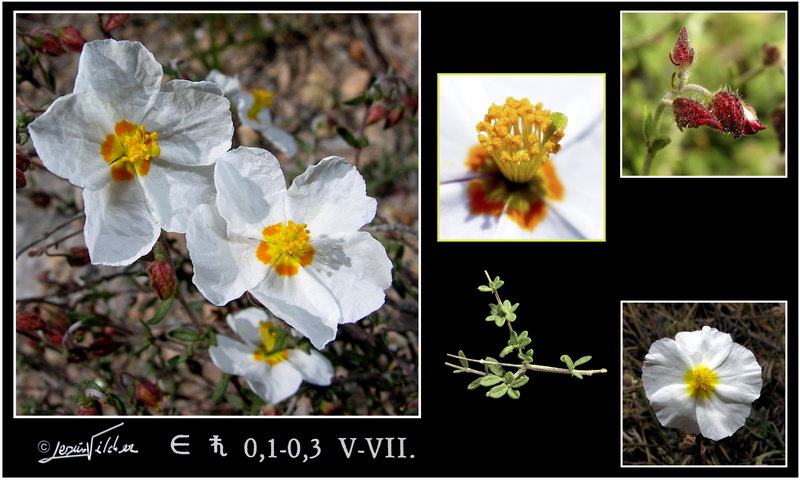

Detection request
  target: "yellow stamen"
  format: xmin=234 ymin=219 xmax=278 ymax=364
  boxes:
xmin=255 ymin=220 xmax=315 ymax=277
xmin=100 ymin=121 xmax=160 ymax=182
xmin=252 ymin=321 xmax=289 ymax=365
xmin=684 ymin=365 xmax=719 ymax=399
xmin=247 ymin=89 xmax=274 ymax=123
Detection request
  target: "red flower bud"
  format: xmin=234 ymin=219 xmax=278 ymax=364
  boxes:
xmin=384 ymin=105 xmax=405 ymax=129
xmin=669 ymin=27 xmax=694 ymax=68
xmin=16 ymin=169 xmax=27 ymax=190
xmin=16 ymin=150 xmax=31 ymax=172
xmin=16 ymin=311 xmax=46 ymax=332
xmin=135 ymin=380 xmax=163 ymax=407
xmin=89 ymin=335 xmax=123 ymax=357
xmin=66 ymin=247 xmax=91 ymax=267
xmin=673 ymin=98 xmax=722 ymax=132
xmin=709 ymin=91 xmax=765 ymax=139
xmin=38 ymin=33 xmax=65 ymax=56
xmin=763 ymin=43 xmax=781 ymax=66
xmin=146 ymin=259 xmax=176 ymax=300
xmin=104 ymin=14 xmax=130 ymax=32
xmin=402 ymin=91 xmax=418 ymax=116
xmin=77 ymin=402 xmax=101 ymax=416
xmin=365 ymin=105 xmax=387 ymax=125
xmin=58 ymin=26 xmax=86 ymax=53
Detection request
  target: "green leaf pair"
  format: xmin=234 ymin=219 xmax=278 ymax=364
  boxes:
xmin=642 ymin=105 xmax=671 ymax=153
xmin=560 ymin=354 xmax=592 ymax=379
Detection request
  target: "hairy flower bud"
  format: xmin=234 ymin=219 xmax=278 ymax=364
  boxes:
xmin=673 ymin=98 xmax=723 ymax=132
xmin=58 ymin=26 xmax=86 ymax=53
xmin=16 ymin=150 xmax=31 ymax=172
xmin=709 ymin=91 xmax=766 ymax=138
xmin=135 ymin=380 xmax=163 ymax=407
xmin=37 ymin=33 xmax=66 ymax=56
xmin=146 ymin=259 xmax=176 ymax=300
xmin=103 ymin=14 xmax=130 ymax=32
xmin=403 ymin=91 xmax=418 ymax=116
xmin=365 ymin=105 xmax=386 ymax=125
xmin=385 ymin=105 xmax=405 ymax=129
xmin=669 ymin=27 xmax=694 ymax=67
xmin=16 ymin=311 xmax=46 ymax=332
xmin=66 ymin=247 xmax=91 ymax=267
xmin=16 ymin=169 xmax=27 ymax=190
xmin=763 ymin=43 xmax=781 ymax=66
xmin=77 ymin=402 xmax=101 ymax=416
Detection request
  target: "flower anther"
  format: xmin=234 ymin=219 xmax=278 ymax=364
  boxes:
xmin=100 ymin=120 xmax=160 ymax=181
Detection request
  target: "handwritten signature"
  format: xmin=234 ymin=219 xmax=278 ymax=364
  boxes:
xmin=38 ymin=422 xmax=138 ymax=464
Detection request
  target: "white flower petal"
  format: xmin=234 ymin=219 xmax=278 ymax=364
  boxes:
xmin=185 ymin=203 xmax=268 ymax=306
xmin=250 ymin=269 xmax=340 ymax=350
xmin=648 ymin=383 xmax=700 ymax=435
xmin=226 ymin=308 xmax=269 ymax=348
xmin=696 ymin=394 xmax=753 ymax=441
xmin=138 ymin=160 xmax=215 ymax=233
xmin=143 ymin=80 xmax=232 ymax=167
xmin=28 ymin=92 xmax=114 ymax=187
xmin=81 ymin=169 xmax=160 ymax=266
xmin=260 ymin=124 xmax=298 ymax=158
xmin=214 ymin=147 xmax=286 ymax=239
xmin=714 ymin=343 xmax=763 ymax=403
xmin=439 ymin=181 xmax=498 ymax=240
xmin=285 ymin=157 xmax=376 ymax=237
xmin=675 ymin=326 xmax=733 ymax=370
xmin=288 ymin=349 xmax=334 ymax=386
xmin=494 ymin=203 xmax=586 ymax=240
xmin=73 ymin=39 xmax=162 ymax=122
xmin=306 ymin=232 xmax=391 ymax=324
xmin=206 ymin=69 xmax=242 ymax=96
xmin=209 ymin=335 xmax=257 ymax=377
xmin=245 ymin=361 xmax=303 ymax=404
xmin=642 ymin=338 xmax=695 ymax=398
xmin=236 ymin=93 xmax=274 ymax=133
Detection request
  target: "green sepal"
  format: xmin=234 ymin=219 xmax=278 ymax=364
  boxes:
xmin=485 ymin=357 xmax=504 ymax=376
xmin=507 ymin=387 xmax=520 ymax=400
xmin=467 ymin=377 xmax=484 ymax=390
xmin=499 ymin=345 xmax=515 ymax=358
xmin=573 ymin=355 xmax=592 ymax=367
xmin=487 ymin=384 xmax=508 ymax=399
xmin=458 ymin=350 xmax=468 ymax=368
xmin=650 ymin=136 xmax=671 ymax=152
xmin=480 ymin=374 xmax=503 ymax=387
xmin=510 ymin=375 xmax=529 ymax=388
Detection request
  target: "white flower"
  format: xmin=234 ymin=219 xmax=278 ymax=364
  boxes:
xmin=207 ymin=70 xmax=298 ymax=157
xmin=438 ymin=74 xmax=604 ymax=240
xmin=642 ymin=326 xmax=763 ymax=441
xmin=28 ymin=39 xmax=233 ymax=266
xmin=186 ymin=146 xmax=392 ymax=349
xmin=209 ymin=308 xmax=334 ymax=405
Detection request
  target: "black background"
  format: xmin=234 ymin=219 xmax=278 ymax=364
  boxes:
xmin=5 ymin=2 xmax=798 ymax=477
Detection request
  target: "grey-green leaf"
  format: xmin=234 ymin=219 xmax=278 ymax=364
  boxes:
xmin=510 ymin=375 xmax=529 ymax=388
xmin=487 ymin=384 xmax=509 ymax=399
xmin=458 ymin=350 xmax=468 ymax=368
xmin=503 ymin=371 xmax=514 ymax=384
xmin=500 ymin=345 xmax=514 ymax=358
xmin=507 ymin=387 xmax=521 ymax=399
xmin=495 ymin=317 xmax=506 ymax=327
xmin=643 ymin=104 xmax=653 ymax=145
xmin=478 ymin=285 xmax=492 ymax=292
xmin=650 ymin=135 xmax=671 ymax=152
xmin=169 ymin=328 xmax=201 ymax=342
xmin=467 ymin=377 xmax=484 ymax=390
xmin=480 ymin=375 xmax=503 ymax=387
xmin=573 ymin=355 xmax=592 ymax=367
xmin=485 ymin=357 xmax=504 ymax=376
xmin=572 ymin=371 xmax=584 ymax=380
xmin=560 ymin=354 xmax=574 ymax=370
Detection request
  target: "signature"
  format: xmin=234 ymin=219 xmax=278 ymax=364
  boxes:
xmin=38 ymin=422 xmax=138 ymax=464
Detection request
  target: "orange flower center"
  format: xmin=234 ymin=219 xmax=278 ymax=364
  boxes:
xmin=252 ymin=321 xmax=289 ymax=365
xmin=256 ymin=220 xmax=315 ymax=277
xmin=100 ymin=120 xmax=160 ymax=181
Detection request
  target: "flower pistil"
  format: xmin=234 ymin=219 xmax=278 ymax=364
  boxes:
xmin=684 ymin=365 xmax=719 ymax=399
xmin=100 ymin=120 xmax=160 ymax=181
xmin=256 ymin=220 xmax=315 ymax=277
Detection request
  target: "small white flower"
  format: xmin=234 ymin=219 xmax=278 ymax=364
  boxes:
xmin=207 ymin=70 xmax=298 ymax=157
xmin=186 ymin=146 xmax=392 ymax=349
xmin=28 ymin=39 xmax=233 ymax=266
xmin=209 ymin=308 xmax=334 ymax=405
xmin=642 ymin=326 xmax=763 ymax=441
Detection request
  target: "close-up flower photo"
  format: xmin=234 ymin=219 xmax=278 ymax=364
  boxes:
xmin=622 ymin=303 xmax=785 ymax=465
xmin=15 ymin=13 xmax=418 ymax=416
xmin=438 ymin=74 xmax=605 ymax=241
xmin=621 ymin=12 xmax=786 ymax=176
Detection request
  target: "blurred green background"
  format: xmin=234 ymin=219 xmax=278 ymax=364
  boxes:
xmin=622 ymin=12 xmax=785 ymax=176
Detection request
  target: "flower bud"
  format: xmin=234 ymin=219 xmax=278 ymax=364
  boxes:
xmin=37 ymin=33 xmax=66 ymax=56
xmin=135 ymin=380 xmax=163 ymax=407
xmin=709 ymin=91 xmax=766 ymax=139
xmin=89 ymin=335 xmax=123 ymax=357
xmin=669 ymin=27 xmax=694 ymax=68
xmin=66 ymin=247 xmax=91 ymax=267
xmin=77 ymin=402 xmax=101 ymax=416
xmin=103 ymin=14 xmax=130 ymax=32
xmin=673 ymin=98 xmax=723 ymax=132
xmin=402 ymin=91 xmax=418 ymax=116
xmin=57 ymin=26 xmax=86 ymax=53
xmin=384 ymin=105 xmax=405 ymax=129
xmin=763 ymin=43 xmax=781 ymax=66
xmin=16 ymin=169 xmax=27 ymax=190
xmin=146 ymin=259 xmax=176 ymax=300
xmin=16 ymin=311 xmax=46 ymax=332
xmin=16 ymin=150 xmax=31 ymax=172
xmin=365 ymin=105 xmax=387 ymax=125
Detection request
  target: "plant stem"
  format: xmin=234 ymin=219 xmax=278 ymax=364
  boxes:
xmin=446 ymin=353 xmax=607 ymax=376
xmin=16 ymin=213 xmax=85 ymax=258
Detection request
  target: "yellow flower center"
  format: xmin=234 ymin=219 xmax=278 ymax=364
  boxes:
xmin=256 ymin=220 xmax=315 ymax=277
xmin=252 ymin=321 xmax=289 ymax=365
xmin=684 ymin=365 xmax=719 ymax=399
xmin=476 ymin=97 xmax=565 ymax=183
xmin=100 ymin=120 xmax=160 ymax=181
xmin=247 ymin=89 xmax=274 ymax=123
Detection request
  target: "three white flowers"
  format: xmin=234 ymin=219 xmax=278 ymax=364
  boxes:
xmin=27 ymin=39 xmax=394 ymax=403
xmin=642 ymin=326 xmax=763 ymax=441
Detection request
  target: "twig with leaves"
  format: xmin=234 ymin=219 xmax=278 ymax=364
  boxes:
xmin=445 ymin=271 xmax=607 ymax=399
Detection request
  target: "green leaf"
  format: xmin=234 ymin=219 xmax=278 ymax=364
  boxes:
xmin=210 ymin=374 xmax=230 ymax=402
xmin=487 ymin=384 xmax=508 ymax=399
xmin=169 ymin=328 xmax=201 ymax=342
xmin=499 ymin=345 xmax=514 ymax=358
xmin=508 ymin=303 xmax=519 ymax=313
xmin=573 ymin=355 xmax=592 ymax=367
xmin=480 ymin=374 xmax=503 ymax=387
xmin=485 ymin=357 xmax=504 ymax=376
xmin=205 ymin=329 xmax=217 ymax=347
xmin=550 ymin=112 xmax=568 ymax=130
xmin=507 ymin=387 xmax=520 ymax=399
xmin=491 ymin=279 xmax=504 ymax=289
xmin=485 ymin=315 xmax=502 ymax=323
xmin=505 ymin=312 xmax=517 ymax=322
xmin=167 ymin=354 xmax=188 ymax=367
xmin=336 ymin=126 xmax=369 ymax=149
xmin=525 ymin=348 xmax=533 ymax=357
xmin=147 ymin=295 xmax=175 ymax=325
xmin=478 ymin=285 xmax=492 ymax=292
xmin=494 ymin=317 xmax=506 ymax=327
xmin=560 ymin=354 xmax=574 ymax=370
xmin=572 ymin=371 xmax=584 ymax=380
xmin=458 ymin=350 xmax=468 ymax=368
xmin=503 ymin=372 xmax=514 ymax=384
xmin=342 ymin=93 xmax=368 ymax=106
xmin=510 ymin=375 xmax=529 ymax=388
xmin=650 ymin=135 xmax=671 ymax=152
xmin=509 ymin=330 xmax=519 ymax=345
xmin=467 ymin=377 xmax=483 ymax=390
xmin=518 ymin=336 xmax=531 ymax=347
xmin=642 ymin=104 xmax=653 ymax=145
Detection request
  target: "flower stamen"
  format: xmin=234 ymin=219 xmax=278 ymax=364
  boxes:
xmin=256 ymin=220 xmax=315 ymax=276
xmin=247 ymin=89 xmax=274 ymax=123
xmin=100 ymin=120 xmax=160 ymax=181
xmin=252 ymin=321 xmax=289 ymax=365
xmin=684 ymin=365 xmax=719 ymax=399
